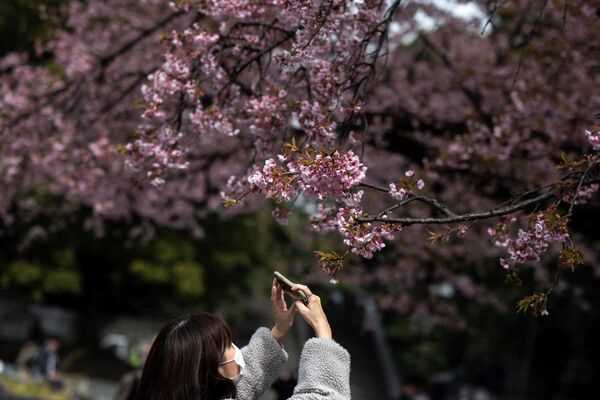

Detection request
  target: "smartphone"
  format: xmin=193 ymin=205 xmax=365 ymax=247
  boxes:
xmin=274 ymin=271 xmax=309 ymax=305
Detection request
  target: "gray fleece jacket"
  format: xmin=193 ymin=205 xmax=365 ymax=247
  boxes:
xmin=231 ymin=327 xmax=351 ymax=400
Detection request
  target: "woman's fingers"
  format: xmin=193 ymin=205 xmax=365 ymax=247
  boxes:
xmin=294 ymin=300 xmax=310 ymax=314
xmin=279 ymin=285 xmax=288 ymax=311
xmin=272 ymin=279 xmax=281 ymax=306
xmin=272 ymin=278 xmax=290 ymax=312
xmin=287 ymin=302 xmax=297 ymax=316
xmin=271 ymin=278 xmax=277 ymax=301
xmin=290 ymin=283 xmax=313 ymax=297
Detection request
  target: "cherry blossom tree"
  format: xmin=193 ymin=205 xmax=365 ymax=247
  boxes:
xmin=2 ymin=0 xmax=599 ymax=318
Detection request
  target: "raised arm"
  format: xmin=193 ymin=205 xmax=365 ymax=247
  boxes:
xmin=236 ymin=278 xmax=300 ymax=400
xmin=288 ymin=283 xmax=351 ymax=400
xmin=290 ymin=336 xmax=351 ymax=400
xmin=236 ymin=327 xmax=289 ymax=400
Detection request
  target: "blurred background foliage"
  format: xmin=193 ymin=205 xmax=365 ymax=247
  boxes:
xmin=0 ymin=375 xmax=68 ymax=399
xmin=0 ymin=0 xmax=66 ymax=57
xmin=0 ymin=207 xmax=305 ymax=319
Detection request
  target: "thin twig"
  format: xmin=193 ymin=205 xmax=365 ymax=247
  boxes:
xmin=567 ymin=158 xmax=596 ymax=217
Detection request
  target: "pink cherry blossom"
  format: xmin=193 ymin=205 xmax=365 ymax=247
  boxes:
xmin=489 ymin=212 xmax=570 ymax=269
xmin=585 ymin=127 xmax=600 ymax=151
xmin=389 ymin=183 xmax=408 ymax=201
xmin=336 ymin=207 xmax=401 ymax=259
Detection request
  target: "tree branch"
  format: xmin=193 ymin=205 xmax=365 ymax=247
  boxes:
xmin=359 ymin=190 xmax=554 ymax=225
xmin=359 ymin=183 xmax=457 ymax=217
xmin=98 ymin=11 xmax=185 ymax=68
xmin=358 ymin=170 xmax=600 ymax=226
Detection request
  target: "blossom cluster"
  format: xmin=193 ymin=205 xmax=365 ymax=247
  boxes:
xmin=389 ymin=170 xmax=426 ymax=201
xmin=246 ymin=149 xmax=367 ymax=202
xmin=292 ymin=150 xmax=367 ymax=200
xmin=247 ymin=158 xmax=296 ymax=202
xmin=488 ymin=212 xmax=570 ymax=269
xmin=585 ymin=127 xmax=600 ymax=151
xmin=125 ymin=127 xmax=189 ymax=187
xmin=336 ymin=207 xmax=402 ymax=258
xmin=240 ymin=143 xmax=400 ymax=259
xmin=129 ymin=0 xmax=382 ymax=183
xmin=311 ymin=204 xmax=402 ymax=259
xmin=562 ymin=183 xmax=599 ymax=205
xmin=310 ymin=204 xmax=338 ymax=232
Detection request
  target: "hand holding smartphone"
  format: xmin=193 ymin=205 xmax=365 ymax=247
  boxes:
xmin=273 ymin=271 xmax=309 ymax=305
xmin=273 ymin=271 xmax=332 ymax=339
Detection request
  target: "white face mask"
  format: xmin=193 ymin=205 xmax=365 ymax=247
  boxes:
xmin=219 ymin=343 xmax=245 ymax=382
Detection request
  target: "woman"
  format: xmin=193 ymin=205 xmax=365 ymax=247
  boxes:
xmin=134 ymin=280 xmax=351 ymax=400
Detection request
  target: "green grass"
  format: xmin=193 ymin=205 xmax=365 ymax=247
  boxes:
xmin=0 ymin=375 xmax=69 ymax=400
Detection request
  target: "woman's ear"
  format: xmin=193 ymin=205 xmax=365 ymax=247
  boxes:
xmin=217 ymin=344 xmax=241 ymax=379
xmin=217 ymin=362 xmax=241 ymax=380
xmin=217 ymin=364 xmax=226 ymax=378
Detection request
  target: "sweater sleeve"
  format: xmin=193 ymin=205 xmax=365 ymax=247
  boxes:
xmin=289 ymin=337 xmax=351 ymax=400
xmin=235 ymin=327 xmax=288 ymax=400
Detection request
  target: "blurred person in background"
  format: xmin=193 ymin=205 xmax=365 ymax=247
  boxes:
xmin=134 ymin=279 xmax=350 ymax=400
xmin=33 ymin=338 xmax=63 ymax=390
xmin=15 ymin=341 xmax=39 ymax=379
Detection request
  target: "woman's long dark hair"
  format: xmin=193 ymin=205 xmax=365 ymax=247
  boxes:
xmin=134 ymin=312 xmax=237 ymax=400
